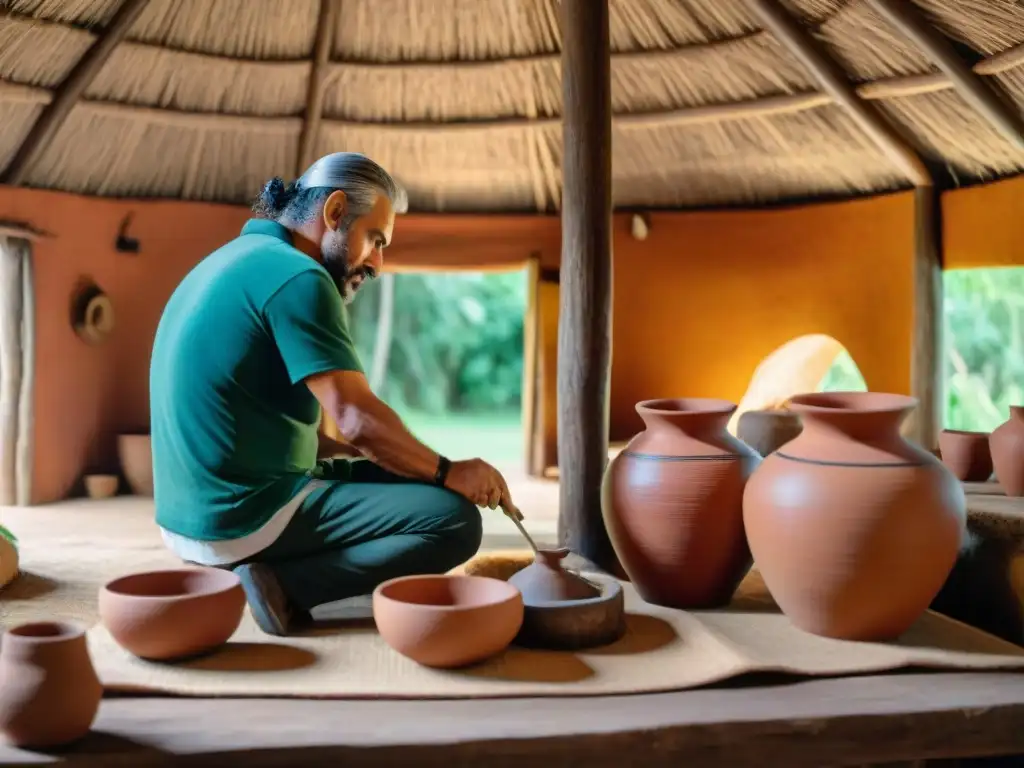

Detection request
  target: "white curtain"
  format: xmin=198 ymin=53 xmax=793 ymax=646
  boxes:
xmin=0 ymin=235 xmax=34 ymax=506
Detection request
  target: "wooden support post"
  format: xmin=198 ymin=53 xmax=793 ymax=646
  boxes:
xmin=1 ymin=0 xmax=150 ymax=185
xmin=295 ymin=0 xmax=340 ymax=177
xmin=908 ymin=186 xmax=943 ymax=451
xmin=556 ymin=0 xmax=615 ymax=569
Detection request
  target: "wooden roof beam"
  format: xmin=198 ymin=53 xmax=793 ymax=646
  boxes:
xmin=864 ymin=0 xmax=1024 ymax=150
xmin=745 ymin=0 xmax=933 ymax=187
xmin=0 ymin=0 xmax=150 ymax=186
xmin=295 ymin=0 xmax=341 ymax=177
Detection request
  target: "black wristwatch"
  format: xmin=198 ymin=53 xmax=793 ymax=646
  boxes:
xmin=433 ymin=455 xmax=452 ymax=487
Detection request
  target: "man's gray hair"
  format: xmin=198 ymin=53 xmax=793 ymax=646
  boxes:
xmin=253 ymin=152 xmax=408 ymax=223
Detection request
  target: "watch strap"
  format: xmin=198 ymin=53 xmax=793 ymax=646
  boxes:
xmin=433 ymin=455 xmax=452 ymax=487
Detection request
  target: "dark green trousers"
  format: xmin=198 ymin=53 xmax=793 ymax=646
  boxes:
xmin=253 ymin=459 xmax=483 ymax=611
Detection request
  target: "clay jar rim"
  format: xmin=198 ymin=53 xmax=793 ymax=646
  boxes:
xmin=374 ymin=574 xmax=521 ymax=614
xmin=101 ymin=568 xmax=241 ymax=603
xmin=636 ymin=397 xmax=737 ymax=417
xmin=3 ymin=620 xmax=86 ymax=644
xmin=787 ymin=391 xmax=917 ymax=416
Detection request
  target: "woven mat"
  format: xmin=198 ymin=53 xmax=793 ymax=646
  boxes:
xmin=2 ymin=503 xmax=1024 ymax=699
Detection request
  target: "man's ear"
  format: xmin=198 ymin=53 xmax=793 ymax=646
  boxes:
xmin=323 ymin=190 xmax=348 ymax=231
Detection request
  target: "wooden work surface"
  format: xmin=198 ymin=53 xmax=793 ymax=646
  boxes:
xmin=3 ymin=496 xmax=1023 ymax=766
xmin=1 ymin=670 xmax=1021 ymax=766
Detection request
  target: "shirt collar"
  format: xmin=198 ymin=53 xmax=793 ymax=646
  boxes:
xmin=240 ymin=218 xmax=294 ymax=244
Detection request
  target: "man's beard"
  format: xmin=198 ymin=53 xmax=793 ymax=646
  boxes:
xmin=321 ymin=228 xmax=375 ymax=304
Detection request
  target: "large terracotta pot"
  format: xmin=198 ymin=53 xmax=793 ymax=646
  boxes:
xmin=990 ymin=405 xmax=1024 ymax=497
xmin=0 ymin=621 xmax=102 ymax=748
xmin=938 ymin=429 xmax=992 ymax=482
xmin=601 ymin=398 xmax=760 ymax=609
xmin=743 ymin=392 xmax=966 ymax=641
xmin=117 ymin=433 xmax=153 ymax=496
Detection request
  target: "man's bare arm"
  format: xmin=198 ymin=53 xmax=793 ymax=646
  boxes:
xmin=306 ymin=369 xmax=439 ymax=481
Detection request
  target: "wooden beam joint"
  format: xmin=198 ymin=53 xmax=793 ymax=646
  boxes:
xmin=295 ymin=0 xmax=341 ymax=177
xmin=864 ymin=0 xmax=1024 ymax=150
xmin=746 ymin=0 xmax=932 ymax=187
xmin=0 ymin=0 xmax=151 ymax=186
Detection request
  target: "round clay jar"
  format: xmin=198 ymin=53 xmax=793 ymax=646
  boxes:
xmin=743 ymin=392 xmax=967 ymax=641
xmin=0 ymin=621 xmax=102 ymax=748
xmin=989 ymin=406 xmax=1024 ymax=497
xmin=602 ymin=398 xmax=761 ymax=609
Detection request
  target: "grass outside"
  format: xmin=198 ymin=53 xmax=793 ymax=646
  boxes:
xmin=398 ymin=409 xmax=525 ymax=468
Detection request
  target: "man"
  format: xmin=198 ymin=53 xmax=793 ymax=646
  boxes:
xmin=150 ymin=152 xmax=514 ymax=636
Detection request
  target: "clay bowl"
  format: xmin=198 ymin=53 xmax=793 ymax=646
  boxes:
xmin=939 ymin=429 xmax=993 ymax=482
xmin=84 ymin=474 xmax=119 ymax=499
xmin=373 ymin=574 xmax=523 ymax=669
xmin=98 ymin=568 xmax=246 ymax=661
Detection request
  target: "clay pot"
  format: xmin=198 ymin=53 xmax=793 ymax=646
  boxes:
xmin=117 ymin=433 xmax=153 ymax=496
xmin=84 ymin=473 xmax=120 ymax=499
xmin=0 ymin=621 xmax=102 ymax=748
xmin=736 ymin=409 xmax=803 ymax=457
xmin=508 ymin=547 xmax=600 ymax=604
xmin=601 ymin=398 xmax=761 ymax=609
xmin=990 ymin=406 xmax=1024 ymax=497
xmin=938 ymin=430 xmax=993 ymax=482
xmin=744 ymin=392 xmax=966 ymax=641
xmin=373 ymin=574 xmax=523 ymax=668
xmin=99 ymin=568 xmax=246 ymax=660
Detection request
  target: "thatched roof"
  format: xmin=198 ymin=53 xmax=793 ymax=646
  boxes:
xmin=2 ymin=0 xmax=1024 ymax=212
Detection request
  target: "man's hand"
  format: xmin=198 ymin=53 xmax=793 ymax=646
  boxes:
xmin=445 ymin=458 xmax=511 ymax=510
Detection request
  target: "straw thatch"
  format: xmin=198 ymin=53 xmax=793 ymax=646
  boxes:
xmin=1 ymin=0 xmax=1024 ymax=211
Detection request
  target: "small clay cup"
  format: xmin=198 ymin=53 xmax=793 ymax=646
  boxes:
xmin=939 ymin=430 xmax=993 ymax=482
xmin=0 ymin=621 xmax=102 ymax=748
xmin=373 ymin=574 xmax=523 ymax=668
xmin=84 ymin=474 xmax=120 ymax=499
xmin=99 ymin=568 xmax=246 ymax=660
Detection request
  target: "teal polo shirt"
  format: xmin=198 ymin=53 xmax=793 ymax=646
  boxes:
xmin=149 ymin=219 xmax=363 ymax=541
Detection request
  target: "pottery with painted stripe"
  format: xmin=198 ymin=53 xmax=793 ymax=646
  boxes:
xmin=743 ymin=392 xmax=967 ymax=641
xmin=601 ymin=398 xmax=761 ymax=609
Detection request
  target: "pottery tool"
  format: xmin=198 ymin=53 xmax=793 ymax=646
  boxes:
xmin=501 ymin=500 xmax=539 ymax=554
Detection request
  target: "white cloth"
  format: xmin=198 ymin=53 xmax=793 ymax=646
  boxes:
xmin=160 ymin=480 xmax=325 ymax=567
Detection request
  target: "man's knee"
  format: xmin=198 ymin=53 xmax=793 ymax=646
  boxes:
xmin=428 ymin=488 xmax=483 ymax=559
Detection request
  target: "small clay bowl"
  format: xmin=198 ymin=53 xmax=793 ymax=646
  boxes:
xmin=84 ymin=474 xmax=119 ymax=499
xmin=373 ymin=574 xmax=523 ymax=669
xmin=99 ymin=568 xmax=246 ymax=661
xmin=939 ymin=429 xmax=993 ymax=482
